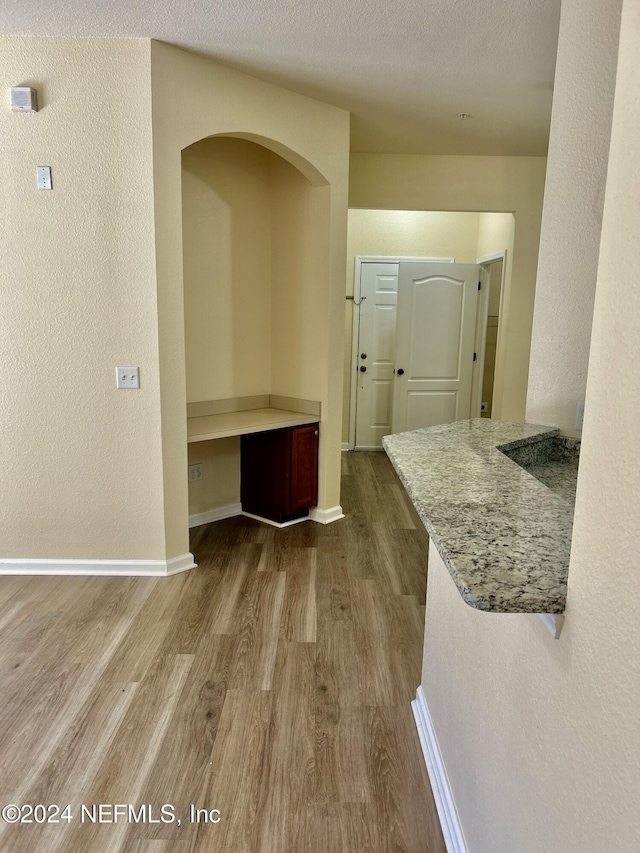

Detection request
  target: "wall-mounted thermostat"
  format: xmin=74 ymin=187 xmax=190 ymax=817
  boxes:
xmin=10 ymin=87 xmax=38 ymax=112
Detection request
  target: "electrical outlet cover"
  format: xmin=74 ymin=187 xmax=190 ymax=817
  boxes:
xmin=188 ymin=463 xmax=203 ymax=482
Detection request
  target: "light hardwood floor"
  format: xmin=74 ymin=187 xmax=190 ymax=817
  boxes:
xmin=0 ymin=452 xmax=445 ymax=853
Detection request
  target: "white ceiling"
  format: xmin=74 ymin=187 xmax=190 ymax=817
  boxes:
xmin=0 ymin=0 xmax=561 ymax=155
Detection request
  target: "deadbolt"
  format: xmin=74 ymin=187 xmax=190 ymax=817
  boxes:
xmin=360 ymin=353 xmax=367 ymax=359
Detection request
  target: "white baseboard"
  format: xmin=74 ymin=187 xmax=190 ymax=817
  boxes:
xmin=189 ymin=503 xmax=344 ymax=529
xmin=166 ymin=554 xmax=198 ymax=575
xmin=189 ymin=502 xmax=243 ymax=528
xmin=241 ymin=510 xmax=310 ymax=529
xmin=412 ymin=686 xmax=468 ymax=853
xmin=341 ymin=442 xmax=351 ymax=451
xmin=308 ymin=505 xmax=345 ymax=524
xmin=0 ymin=552 xmax=197 ymax=578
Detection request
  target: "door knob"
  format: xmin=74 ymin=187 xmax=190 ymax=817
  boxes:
xmin=360 ymin=366 xmax=367 ymax=372
xmin=360 ymin=353 xmax=367 ymax=359
xmin=396 ymin=368 xmax=405 ymax=375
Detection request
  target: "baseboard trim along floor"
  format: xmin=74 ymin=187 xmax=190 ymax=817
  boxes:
xmin=240 ymin=511 xmax=310 ymax=529
xmin=412 ymin=685 xmax=468 ymax=853
xmin=308 ymin=505 xmax=345 ymax=524
xmin=189 ymin=503 xmax=243 ymax=528
xmin=0 ymin=553 xmax=197 ymax=577
xmin=190 ymin=504 xmax=345 ymax=528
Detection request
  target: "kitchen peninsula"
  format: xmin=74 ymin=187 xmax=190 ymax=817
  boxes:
xmin=383 ymin=419 xmax=577 ymax=615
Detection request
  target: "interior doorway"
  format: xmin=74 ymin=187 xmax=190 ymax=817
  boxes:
xmin=350 ymin=258 xmax=483 ymax=449
xmin=345 ymin=209 xmax=514 ymax=451
xmin=477 ymin=257 xmax=504 ymax=418
xmin=350 ymin=257 xmax=453 ymax=450
xmin=392 ymin=261 xmax=480 ymax=434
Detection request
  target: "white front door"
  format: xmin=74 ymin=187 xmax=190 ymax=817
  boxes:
xmin=354 ymin=262 xmax=399 ymax=450
xmin=392 ymin=262 xmax=479 ymax=433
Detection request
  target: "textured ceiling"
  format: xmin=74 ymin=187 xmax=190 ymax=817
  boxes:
xmin=0 ymin=0 xmax=561 ymax=155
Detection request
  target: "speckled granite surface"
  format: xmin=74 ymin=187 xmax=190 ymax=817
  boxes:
xmin=503 ymin=435 xmax=581 ymax=471
xmin=500 ymin=435 xmax=556 ymax=468
xmin=383 ymin=420 xmax=573 ymax=614
xmin=503 ymin=435 xmax=580 ymax=505
xmin=526 ymin=460 xmax=579 ymax=505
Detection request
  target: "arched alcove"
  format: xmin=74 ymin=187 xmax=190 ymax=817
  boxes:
xmin=219 ymin=132 xmax=330 ymax=188
xmin=182 ymin=134 xmax=332 ymax=521
xmin=149 ymin=42 xmax=350 ymax=561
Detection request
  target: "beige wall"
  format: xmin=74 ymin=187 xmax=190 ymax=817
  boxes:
xmin=182 ymin=138 xmax=272 ymax=403
xmin=347 ymin=209 xmax=482 ymax=274
xmin=0 ymin=37 xmax=167 ymax=560
xmin=420 ymin=1 xmax=640 ymax=848
xmin=349 ymin=155 xmax=546 ymax=423
xmin=151 ymin=41 xmax=350 ymax=554
xmin=270 ymin=156 xmax=331 ymax=402
xmin=526 ymin=0 xmax=622 ymax=433
xmin=343 ymin=209 xmax=516 ymax=442
xmin=183 ymin=141 xmax=332 ymax=407
xmin=188 ymin=439 xmax=240 ymax=515
xmin=476 ymin=211 xmax=515 ymax=263
xmin=0 ymin=37 xmax=349 ymax=564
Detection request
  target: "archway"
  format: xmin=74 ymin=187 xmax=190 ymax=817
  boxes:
xmin=181 ymin=134 xmax=333 ymax=532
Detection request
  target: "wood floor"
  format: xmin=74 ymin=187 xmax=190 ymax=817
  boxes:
xmin=0 ymin=452 xmax=445 ymax=853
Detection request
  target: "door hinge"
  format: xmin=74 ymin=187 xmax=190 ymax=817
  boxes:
xmin=478 ymin=281 xmax=481 ymax=291
xmin=473 ymin=352 xmax=477 ymax=362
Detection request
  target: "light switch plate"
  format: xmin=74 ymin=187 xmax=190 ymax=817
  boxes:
xmin=116 ymin=367 xmax=140 ymax=389
xmin=37 ymin=166 xmax=52 ymax=190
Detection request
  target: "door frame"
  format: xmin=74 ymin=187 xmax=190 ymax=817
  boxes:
xmin=472 ymin=250 xmax=508 ymax=418
xmin=348 ymin=255 xmax=454 ymax=450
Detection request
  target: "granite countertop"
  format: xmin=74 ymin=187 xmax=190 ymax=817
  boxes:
xmin=525 ymin=460 xmax=579 ymax=505
xmin=383 ymin=420 xmax=574 ymax=614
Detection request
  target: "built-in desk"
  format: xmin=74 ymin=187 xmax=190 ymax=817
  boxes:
xmin=186 ymin=394 xmax=322 ymax=442
xmin=187 ymin=396 xmax=322 ymax=527
xmin=187 ymin=408 xmax=319 ymax=442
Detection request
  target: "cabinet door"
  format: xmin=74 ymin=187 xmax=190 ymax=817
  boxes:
xmin=287 ymin=424 xmax=319 ymax=514
xmin=241 ymin=429 xmax=288 ymax=522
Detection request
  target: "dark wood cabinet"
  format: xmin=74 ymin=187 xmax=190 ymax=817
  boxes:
xmin=241 ymin=423 xmax=319 ymax=523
